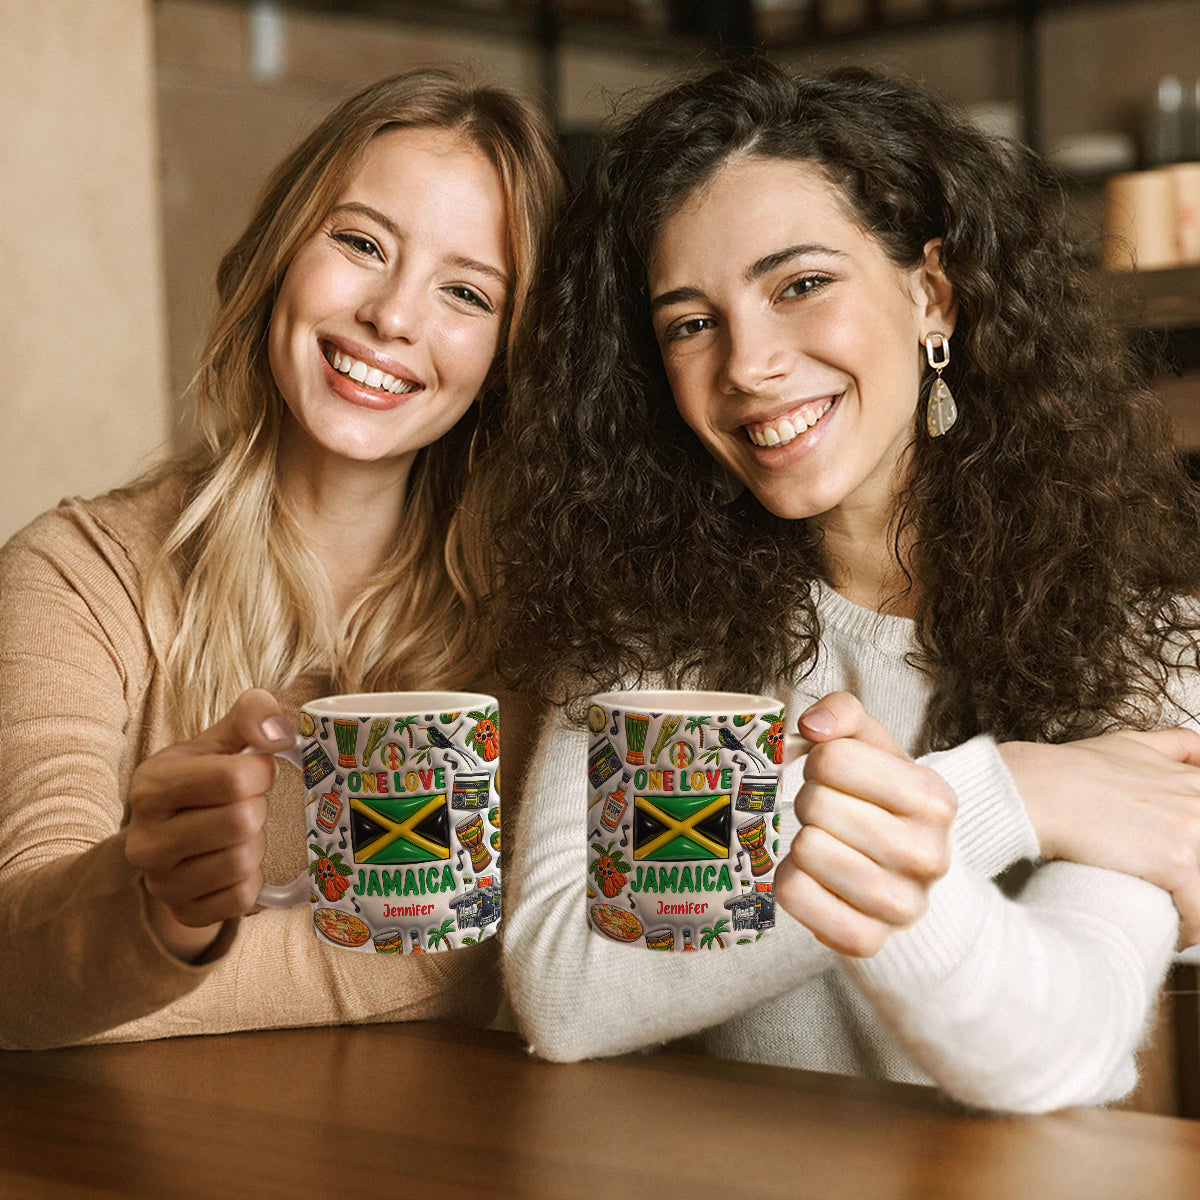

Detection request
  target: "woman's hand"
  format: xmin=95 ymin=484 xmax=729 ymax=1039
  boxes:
xmin=774 ymin=692 xmax=956 ymax=957
xmin=1001 ymin=729 xmax=1200 ymax=948
xmin=125 ymin=688 xmax=294 ymax=961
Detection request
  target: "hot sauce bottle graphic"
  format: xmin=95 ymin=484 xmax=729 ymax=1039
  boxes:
xmin=682 ymin=927 xmax=697 ymax=952
xmin=600 ymin=771 xmax=632 ymax=831
xmin=315 ymin=787 xmax=343 ymax=832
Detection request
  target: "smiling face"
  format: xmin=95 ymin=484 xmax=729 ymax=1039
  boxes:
xmin=649 ymin=155 xmax=952 ymax=530
xmin=268 ymin=124 xmax=511 ymax=475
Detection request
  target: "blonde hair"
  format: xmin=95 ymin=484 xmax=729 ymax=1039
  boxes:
xmin=149 ymin=69 xmax=565 ymax=734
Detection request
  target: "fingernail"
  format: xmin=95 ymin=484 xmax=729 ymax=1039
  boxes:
xmin=800 ymin=706 xmax=837 ymax=737
xmin=261 ymin=715 xmax=292 ymax=744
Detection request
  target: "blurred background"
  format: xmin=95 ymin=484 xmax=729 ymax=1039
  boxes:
xmin=2 ymin=0 xmax=1198 ymax=543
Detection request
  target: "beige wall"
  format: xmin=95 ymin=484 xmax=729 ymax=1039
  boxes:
xmin=0 ymin=0 xmax=169 ymax=544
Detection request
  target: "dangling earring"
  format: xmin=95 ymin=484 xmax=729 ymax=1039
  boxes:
xmin=924 ymin=332 xmax=957 ymax=437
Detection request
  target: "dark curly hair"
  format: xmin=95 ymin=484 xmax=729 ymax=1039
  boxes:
xmin=487 ymin=59 xmax=1200 ymax=749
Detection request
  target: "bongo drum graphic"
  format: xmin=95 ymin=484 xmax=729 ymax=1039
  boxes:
xmin=737 ymin=815 xmax=773 ymax=877
xmin=333 ymin=719 xmax=359 ymax=768
xmin=456 ymin=812 xmax=491 ymax=872
xmin=624 ymin=713 xmax=650 ymax=765
xmin=644 ymin=927 xmax=674 ymax=951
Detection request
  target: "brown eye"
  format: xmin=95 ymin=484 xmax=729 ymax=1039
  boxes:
xmin=664 ymin=316 xmax=716 ymax=344
xmin=333 ymin=232 xmax=382 ymax=259
xmin=446 ymin=285 xmax=493 ymax=313
xmin=780 ymin=275 xmax=830 ymax=300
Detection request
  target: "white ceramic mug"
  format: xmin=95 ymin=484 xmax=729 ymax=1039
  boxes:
xmin=583 ymin=690 xmax=801 ymax=951
xmin=258 ymin=691 xmax=501 ymax=954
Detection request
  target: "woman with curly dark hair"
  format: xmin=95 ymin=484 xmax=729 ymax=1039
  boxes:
xmin=492 ymin=60 xmax=1200 ymax=1112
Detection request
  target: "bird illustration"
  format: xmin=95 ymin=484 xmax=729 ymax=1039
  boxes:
xmin=718 ymin=726 xmax=768 ymax=769
xmin=423 ymin=723 xmax=480 ymax=768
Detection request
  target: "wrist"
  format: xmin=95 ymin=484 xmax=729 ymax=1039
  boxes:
xmin=996 ymin=740 xmax=1061 ymax=859
xmin=142 ymin=888 xmax=224 ymax=964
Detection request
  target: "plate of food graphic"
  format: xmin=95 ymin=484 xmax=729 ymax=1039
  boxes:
xmin=313 ymin=907 xmax=371 ymax=947
xmin=589 ymin=903 xmax=643 ymax=943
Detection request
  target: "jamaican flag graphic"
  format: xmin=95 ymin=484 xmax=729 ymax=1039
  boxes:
xmin=350 ymin=793 xmax=450 ymax=864
xmin=634 ymin=792 xmax=731 ymax=862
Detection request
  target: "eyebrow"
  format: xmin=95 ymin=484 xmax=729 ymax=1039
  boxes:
xmin=746 ymin=243 xmax=846 ymax=281
xmin=330 ymin=202 xmax=511 ymax=290
xmin=650 ymin=243 xmax=846 ymax=313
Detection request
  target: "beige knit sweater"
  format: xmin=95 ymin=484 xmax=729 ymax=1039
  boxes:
xmin=0 ymin=475 xmax=538 ymax=1049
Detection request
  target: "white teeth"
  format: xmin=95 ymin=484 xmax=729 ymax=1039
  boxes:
xmin=328 ymin=348 xmax=417 ymax=395
xmin=746 ymin=399 xmax=834 ymax=448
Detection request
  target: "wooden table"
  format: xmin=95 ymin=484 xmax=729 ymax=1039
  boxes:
xmin=4 ymin=1022 xmax=1200 ymax=1200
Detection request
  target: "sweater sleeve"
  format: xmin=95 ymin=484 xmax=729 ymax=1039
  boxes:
xmin=0 ymin=505 xmax=233 ymax=1047
xmin=501 ymin=709 xmax=837 ymax=1062
xmin=921 ymin=736 xmax=1040 ymax=877
xmin=842 ymin=854 xmax=1177 ymax=1113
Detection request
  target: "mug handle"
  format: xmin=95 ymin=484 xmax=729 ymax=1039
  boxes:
xmin=244 ymin=740 xmax=313 ymax=908
xmin=781 ymin=731 xmax=808 ymax=768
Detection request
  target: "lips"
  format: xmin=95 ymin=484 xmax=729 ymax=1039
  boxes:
xmin=321 ymin=341 xmax=422 ymax=397
xmin=743 ymin=395 xmax=837 ymax=448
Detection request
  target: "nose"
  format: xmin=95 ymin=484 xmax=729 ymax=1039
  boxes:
xmin=356 ymin=274 xmax=425 ymax=343
xmin=718 ymin=312 xmax=790 ymax=395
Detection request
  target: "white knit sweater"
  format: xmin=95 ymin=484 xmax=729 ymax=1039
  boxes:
xmin=501 ymin=585 xmax=1181 ymax=1113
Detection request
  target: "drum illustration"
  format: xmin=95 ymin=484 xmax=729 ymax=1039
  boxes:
xmin=737 ymin=815 xmax=773 ymax=877
xmin=624 ymin=713 xmax=650 ymax=765
xmin=456 ymin=812 xmax=491 ymax=872
xmin=333 ymin=719 xmax=359 ymax=768
xmin=645 ymin=927 xmax=674 ymax=951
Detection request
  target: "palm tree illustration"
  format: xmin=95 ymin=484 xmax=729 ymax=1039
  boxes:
xmin=684 ymin=716 xmax=711 ymax=747
xmin=428 ymin=918 xmax=455 ymax=951
xmin=700 ymin=919 xmax=730 ymax=949
xmin=393 ymin=715 xmax=419 ymax=747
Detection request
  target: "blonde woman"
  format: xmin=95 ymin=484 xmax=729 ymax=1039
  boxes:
xmin=0 ymin=69 xmax=564 ymax=1048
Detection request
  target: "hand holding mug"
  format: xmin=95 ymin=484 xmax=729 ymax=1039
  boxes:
xmin=125 ymin=687 xmax=293 ymax=960
xmin=774 ymin=692 xmax=956 ymax=958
